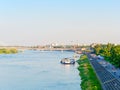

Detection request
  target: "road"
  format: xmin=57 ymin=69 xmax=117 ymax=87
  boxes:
xmin=87 ymin=54 xmax=120 ymax=90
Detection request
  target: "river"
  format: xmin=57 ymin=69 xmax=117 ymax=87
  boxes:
xmin=0 ymin=50 xmax=81 ymax=90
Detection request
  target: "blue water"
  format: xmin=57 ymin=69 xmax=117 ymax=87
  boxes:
xmin=0 ymin=50 xmax=81 ymax=90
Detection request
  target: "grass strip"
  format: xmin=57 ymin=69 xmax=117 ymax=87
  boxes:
xmin=77 ymin=55 xmax=102 ymax=90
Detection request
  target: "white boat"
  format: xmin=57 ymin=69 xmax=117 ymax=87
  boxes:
xmin=60 ymin=58 xmax=75 ymax=64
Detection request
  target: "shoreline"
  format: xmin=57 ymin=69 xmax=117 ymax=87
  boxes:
xmin=0 ymin=48 xmax=18 ymax=54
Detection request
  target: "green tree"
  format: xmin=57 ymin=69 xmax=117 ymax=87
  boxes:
xmin=94 ymin=44 xmax=101 ymax=55
xmin=101 ymin=43 xmax=114 ymax=60
xmin=110 ymin=45 xmax=120 ymax=67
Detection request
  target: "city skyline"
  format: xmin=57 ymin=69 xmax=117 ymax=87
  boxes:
xmin=0 ymin=0 xmax=120 ymax=46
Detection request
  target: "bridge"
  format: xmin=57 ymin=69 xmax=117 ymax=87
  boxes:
xmin=0 ymin=46 xmax=81 ymax=52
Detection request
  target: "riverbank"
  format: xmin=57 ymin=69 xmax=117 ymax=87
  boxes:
xmin=0 ymin=48 xmax=18 ymax=54
xmin=77 ymin=55 xmax=102 ymax=90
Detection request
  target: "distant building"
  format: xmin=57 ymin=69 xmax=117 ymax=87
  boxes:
xmin=51 ymin=43 xmax=58 ymax=47
xmin=90 ymin=43 xmax=98 ymax=48
xmin=81 ymin=48 xmax=86 ymax=51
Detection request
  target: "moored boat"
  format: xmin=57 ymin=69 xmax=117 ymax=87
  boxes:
xmin=60 ymin=58 xmax=75 ymax=64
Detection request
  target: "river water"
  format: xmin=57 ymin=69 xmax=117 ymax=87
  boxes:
xmin=0 ymin=50 xmax=81 ymax=90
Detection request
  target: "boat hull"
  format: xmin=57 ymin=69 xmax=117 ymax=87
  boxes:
xmin=60 ymin=58 xmax=75 ymax=64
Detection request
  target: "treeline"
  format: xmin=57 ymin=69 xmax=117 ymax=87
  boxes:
xmin=0 ymin=48 xmax=18 ymax=54
xmin=93 ymin=43 xmax=120 ymax=67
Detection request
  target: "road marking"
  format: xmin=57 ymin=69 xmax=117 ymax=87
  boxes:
xmin=103 ymin=78 xmax=116 ymax=84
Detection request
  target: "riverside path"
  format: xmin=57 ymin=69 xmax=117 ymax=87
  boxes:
xmin=87 ymin=54 xmax=120 ymax=90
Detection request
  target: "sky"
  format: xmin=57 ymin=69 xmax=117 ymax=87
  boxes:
xmin=0 ymin=0 xmax=120 ymax=46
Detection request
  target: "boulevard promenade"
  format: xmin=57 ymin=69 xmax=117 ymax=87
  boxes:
xmin=87 ymin=54 xmax=120 ymax=90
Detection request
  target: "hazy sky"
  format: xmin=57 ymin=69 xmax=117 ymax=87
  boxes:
xmin=0 ymin=0 xmax=120 ymax=46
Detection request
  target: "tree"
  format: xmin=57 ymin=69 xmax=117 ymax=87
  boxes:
xmin=110 ymin=45 xmax=120 ymax=67
xmin=101 ymin=43 xmax=114 ymax=59
xmin=94 ymin=44 xmax=101 ymax=55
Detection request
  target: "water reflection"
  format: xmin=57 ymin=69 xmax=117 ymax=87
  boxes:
xmin=61 ymin=64 xmax=75 ymax=69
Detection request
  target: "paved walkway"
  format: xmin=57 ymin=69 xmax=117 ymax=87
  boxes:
xmin=88 ymin=54 xmax=120 ymax=90
xmin=97 ymin=59 xmax=120 ymax=79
